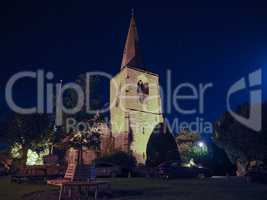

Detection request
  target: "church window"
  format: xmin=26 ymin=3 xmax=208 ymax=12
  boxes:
xmin=137 ymin=80 xmax=143 ymax=93
xmin=137 ymin=80 xmax=149 ymax=103
xmin=137 ymin=80 xmax=149 ymax=95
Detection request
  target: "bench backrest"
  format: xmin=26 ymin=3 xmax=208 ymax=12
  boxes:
xmin=64 ymin=164 xmax=76 ymax=181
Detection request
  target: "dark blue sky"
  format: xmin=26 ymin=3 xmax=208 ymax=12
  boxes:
xmin=0 ymin=1 xmax=267 ymax=133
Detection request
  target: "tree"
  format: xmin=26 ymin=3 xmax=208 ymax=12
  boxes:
xmin=146 ymin=122 xmax=180 ymax=167
xmin=214 ymin=102 xmax=267 ymax=168
xmin=63 ymin=73 xmax=104 ymax=123
xmin=67 ymin=114 xmax=103 ymax=164
xmin=176 ymin=130 xmax=202 ymax=163
xmin=208 ymin=141 xmax=235 ymax=175
xmin=7 ymin=113 xmax=53 ymax=164
xmin=56 ymin=74 xmax=105 ymax=164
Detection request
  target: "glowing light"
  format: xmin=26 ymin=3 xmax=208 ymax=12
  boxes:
xmin=198 ymin=141 xmax=205 ymax=148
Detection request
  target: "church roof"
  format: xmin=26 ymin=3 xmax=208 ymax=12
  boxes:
xmin=121 ymin=12 xmax=143 ymax=69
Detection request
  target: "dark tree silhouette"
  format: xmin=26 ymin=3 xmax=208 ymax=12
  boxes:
xmin=214 ymin=102 xmax=267 ymax=165
xmin=146 ymin=122 xmax=180 ymax=167
xmin=6 ymin=113 xmax=53 ymax=164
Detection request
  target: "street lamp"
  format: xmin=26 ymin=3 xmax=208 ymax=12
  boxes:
xmin=197 ymin=141 xmax=205 ymax=148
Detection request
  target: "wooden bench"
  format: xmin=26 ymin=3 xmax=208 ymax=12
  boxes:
xmin=48 ymin=164 xmax=111 ymax=200
xmin=47 ymin=163 xmax=76 ymax=184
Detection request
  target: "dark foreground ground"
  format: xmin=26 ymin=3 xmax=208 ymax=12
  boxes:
xmin=0 ymin=176 xmax=267 ymax=200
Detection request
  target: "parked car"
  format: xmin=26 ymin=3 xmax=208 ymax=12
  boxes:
xmin=246 ymin=166 xmax=267 ymax=184
xmin=157 ymin=161 xmax=212 ymax=179
xmin=131 ymin=166 xmax=156 ymax=177
xmin=95 ymin=162 xmax=121 ymax=178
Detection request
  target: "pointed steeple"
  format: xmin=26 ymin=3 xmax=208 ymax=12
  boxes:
xmin=121 ymin=10 xmax=143 ymax=69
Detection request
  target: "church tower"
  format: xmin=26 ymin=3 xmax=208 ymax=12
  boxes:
xmin=110 ymin=13 xmax=164 ymax=164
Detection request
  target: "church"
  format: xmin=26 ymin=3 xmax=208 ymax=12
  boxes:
xmin=64 ymin=13 xmax=164 ymax=166
xmin=110 ymin=13 xmax=164 ymax=164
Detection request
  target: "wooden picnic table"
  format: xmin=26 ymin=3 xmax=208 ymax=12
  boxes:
xmin=48 ymin=180 xmax=111 ymax=200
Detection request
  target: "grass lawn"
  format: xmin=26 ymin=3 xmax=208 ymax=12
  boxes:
xmin=0 ymin=176 xmax=54 ymax=200
xmin=0 ymin=176 xmax=267 ymax=200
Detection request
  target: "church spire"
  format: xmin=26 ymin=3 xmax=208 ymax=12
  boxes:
xmin=121 ymin=10 xmax=143 ymax=69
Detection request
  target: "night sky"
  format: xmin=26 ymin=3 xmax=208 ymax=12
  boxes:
xmin=0 ymin=1 xmax=267 ymax=134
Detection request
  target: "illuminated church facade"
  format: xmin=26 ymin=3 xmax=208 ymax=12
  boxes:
xmin=110 ymin=14 xmax=164 ymax=164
